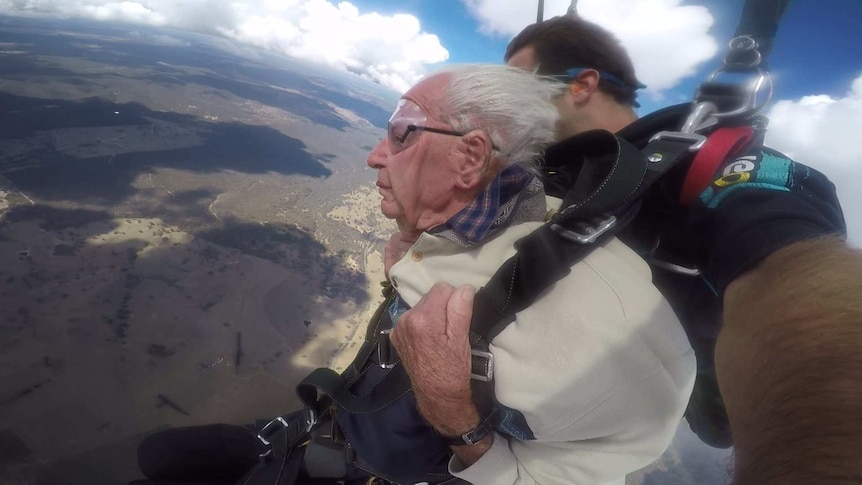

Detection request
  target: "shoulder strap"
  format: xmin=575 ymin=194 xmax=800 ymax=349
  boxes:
xmin=472 ymin=130 xmax=697 ymax=341
xmin=729 ymin=0 xmax=791 ymax=70
xmin=678 ymin=125 xmax=755 ymax=206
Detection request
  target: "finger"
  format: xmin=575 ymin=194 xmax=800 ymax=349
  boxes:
xmin=389 ymin=325 xmax=408 ymax=360
xmin=445 ymin=285 xmax=475 ymax=339
xmin=410 ymin=282 xmax=455 ymax=316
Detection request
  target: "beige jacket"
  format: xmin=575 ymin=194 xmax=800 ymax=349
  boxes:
xmin=388 ymin=198 xmax=696 ymax=485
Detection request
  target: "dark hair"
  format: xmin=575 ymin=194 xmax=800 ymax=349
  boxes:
xmin=505 ymin=16 xmax=643 ymax=107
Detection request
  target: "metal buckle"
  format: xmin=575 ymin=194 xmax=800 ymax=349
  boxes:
xmin=650 ymin=258 xmax=701 ymax=277
xmin=654 ymin=39 xmax=771 ymax=150
xmin=680 ymin=101 xmax=719 ymax=135
xmin=649 ymin=101 xmax=715 ymax=151
xmin=648 ymin=236 xmax=701 ymax=277
xmin=256 ymin=416 xmax=289 ymax=458
xmin=470 ymin=349 xmax=494 ymax=382
xmin=724 ymin=35 xmax=762 ymax=70
xmin=551 ymin=215 xmax=617 ymax=245
xmin=304 ymin=407 xmax=317 ymax=433
xmin=377 ymin=328 xmax=395 ymax=369
xmin=649 ymin=130 xmax=709 ymax=151
xmin=255 ymin=409 xmax=316 ymax=459
xmin=459 ymin=423 xmax=491 ymax=446
xmin=702 ymin=68 xmax=772 ymax=119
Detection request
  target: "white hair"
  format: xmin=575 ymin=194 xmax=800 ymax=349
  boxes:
xmin=431 ymin=64 xmax=564 ymax=170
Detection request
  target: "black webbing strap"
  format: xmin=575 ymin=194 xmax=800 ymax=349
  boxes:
xmin=727 ymin=0 xmax=791 ymax=69
xmin=297 ymin=364 xmax=413 ymax=416
xmin=296 ymin=282 xmax=402 ymax=417
xmin=339 ymin=281 xmax=397 ymax=385
xmin=468 ymin=131 xmax=697 ymax=419
xmin=539 ymin=130 xmax=692 ymax=226
xmin=554 ymin=131 xmax=647 ymax=221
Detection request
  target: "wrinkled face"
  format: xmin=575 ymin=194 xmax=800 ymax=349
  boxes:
xmin=366 ymin=74 xmax=464 ymax=235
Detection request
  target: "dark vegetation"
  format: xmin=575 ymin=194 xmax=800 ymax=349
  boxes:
xmin=0 ymin=92 xmax=332 ymax=206
xmin=0 ymin=16 xmax=387 ymax=484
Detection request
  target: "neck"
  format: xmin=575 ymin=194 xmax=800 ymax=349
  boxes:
xmin=401 ymin=164 xmax=500 ymax=238
xmin=400 ymin=190 xmax=480 ymax=238
xmin=564 ymin=95 xmax=638 ymax=139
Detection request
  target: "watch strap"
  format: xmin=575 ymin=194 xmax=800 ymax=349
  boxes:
xmin=441 ymin=423 xmax=491 ymax=446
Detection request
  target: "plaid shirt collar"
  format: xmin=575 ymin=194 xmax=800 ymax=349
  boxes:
xmin=431 ymin=164 xmax=533 ymax=245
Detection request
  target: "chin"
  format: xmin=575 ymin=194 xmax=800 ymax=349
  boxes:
xmin=379 ymin=204 xmax=399 ymax=221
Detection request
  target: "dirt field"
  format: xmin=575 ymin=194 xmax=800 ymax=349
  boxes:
xmin=0 ymin=200 xmax=391 ymax=483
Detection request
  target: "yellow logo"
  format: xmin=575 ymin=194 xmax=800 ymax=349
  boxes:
xmin=714 ymin=171 xmax=752 ymax=187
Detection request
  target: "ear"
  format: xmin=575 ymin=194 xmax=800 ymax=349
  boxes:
xmin=570 ymin=69 xmax=600 ymax=103
xmin=455 ymin=130 xmax=494 ymax=190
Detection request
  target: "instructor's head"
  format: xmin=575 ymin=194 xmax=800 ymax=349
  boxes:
xmin=505 ymin=16 xmax=644 ymax=138
xmin=367 ymin=64 xmax=562 ymax=236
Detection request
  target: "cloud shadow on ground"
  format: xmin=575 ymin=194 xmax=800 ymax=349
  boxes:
xmin=1 ymin=92 xmax=331 ymax=206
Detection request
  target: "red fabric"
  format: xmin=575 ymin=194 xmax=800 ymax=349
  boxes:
xmin=679 ymin=126 xmax=755 ymax=206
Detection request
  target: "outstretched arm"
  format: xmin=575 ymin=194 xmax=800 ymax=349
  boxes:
xmin=718 ymin=237 xmax=862 ymax=484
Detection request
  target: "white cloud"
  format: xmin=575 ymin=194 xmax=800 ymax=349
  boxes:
xmin=463 ymin=0 xmax=719 ymax=94
xmin=0 ymin=0 xmax=448 ymax=92
xmin=765 ymin=73 xmax=862 ymax=246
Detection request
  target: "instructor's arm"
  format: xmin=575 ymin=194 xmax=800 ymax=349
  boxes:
xmin=718 ymin=237 xmax=862 ymax=485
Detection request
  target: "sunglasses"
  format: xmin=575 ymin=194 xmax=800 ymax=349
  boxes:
xmin=550 ymin=67 xmax=646 ymax=108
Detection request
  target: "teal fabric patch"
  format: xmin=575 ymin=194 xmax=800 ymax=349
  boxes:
xmin=755 ymin=151 xmax=793 ymax=187
xmin=699 ymin=186 xmax=715 ymax=205
xmin=704 ymin=183 xmax=790 ymax=209
xmin=699 ymin=151 xmax=794 ymax=209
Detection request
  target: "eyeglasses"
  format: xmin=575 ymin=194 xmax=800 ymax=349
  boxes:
xmin=385 ymin=98 xmax=500 ymax=154
xmin=386 ymin=99 xmax=464 ymax=154
xmin=388 ymin=123 xmax=465 ymax=153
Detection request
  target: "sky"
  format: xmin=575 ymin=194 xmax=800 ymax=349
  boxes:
xmin=0 ymin=0 xmax=860 ymax=244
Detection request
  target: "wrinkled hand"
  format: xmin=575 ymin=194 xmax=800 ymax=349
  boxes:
xmin=390 ymin=283 xmax=479 ymax=437
xmin=384 ymin=231 xmax=418 ymax=277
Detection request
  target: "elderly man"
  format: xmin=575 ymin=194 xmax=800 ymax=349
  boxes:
xmin=313 ymin=63 xmax=696 ymax=485
xmin=136 ymin=64 xmax=695 ymax=485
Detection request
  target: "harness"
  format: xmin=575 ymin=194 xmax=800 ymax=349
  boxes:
xmin=250 ymin=0 xmax=792 ymax=482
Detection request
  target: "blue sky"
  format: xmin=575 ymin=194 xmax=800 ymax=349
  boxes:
xmin=351 ymin=0 xmax=862 ymax=113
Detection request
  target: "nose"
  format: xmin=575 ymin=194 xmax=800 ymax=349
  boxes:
xmin=366 ymin=138 xmax=388 ymax=169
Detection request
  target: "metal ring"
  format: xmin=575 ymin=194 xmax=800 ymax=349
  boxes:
xmin=729 ymin=35 xmax=758 ymax=51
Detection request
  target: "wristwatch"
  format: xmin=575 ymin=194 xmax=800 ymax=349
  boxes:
xmin=442 ymin=423 xmax=491 ymax=446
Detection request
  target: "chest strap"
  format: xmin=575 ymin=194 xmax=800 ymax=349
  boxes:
xmin=467 ymin=130 xmax=699 ymax=422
